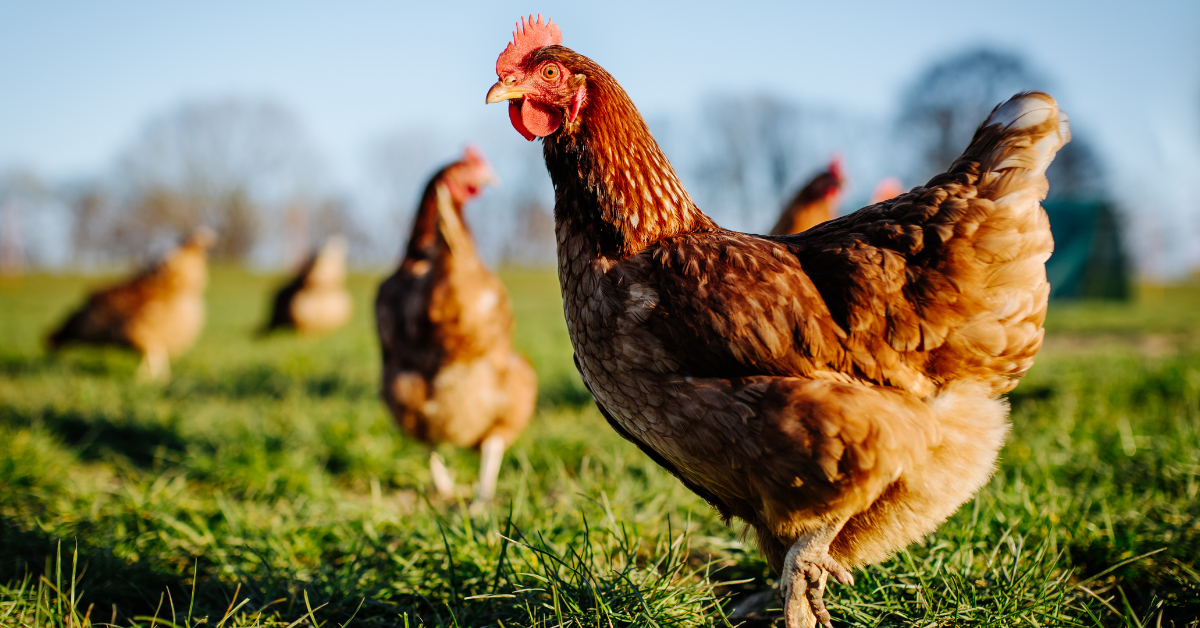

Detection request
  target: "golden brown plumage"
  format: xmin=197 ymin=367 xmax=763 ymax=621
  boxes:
xmin=769 ymin=158 xmax=845 ymax=235
xmin=48 ymin=228 xmax=216 ymax=380
xmin=486 ymin=17 xmax=1067 ymax=628
xmin=374 ymin=147 xmax=536 ymax=502
xmin=261 ymin=236 xmax=352 ymax=337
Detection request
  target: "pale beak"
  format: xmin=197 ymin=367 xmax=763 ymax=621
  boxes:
xmin=486 ymin=81 xmax=527 ymax=104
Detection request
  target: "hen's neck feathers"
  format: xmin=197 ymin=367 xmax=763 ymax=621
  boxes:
xmin=404 ymin=171 xmax=462 ymax=260
xmin=542 ymin=53 xmax=715 ymax=259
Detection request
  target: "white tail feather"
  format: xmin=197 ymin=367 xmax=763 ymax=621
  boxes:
xmin=984 ymin=92 xmax=1072 ymax=179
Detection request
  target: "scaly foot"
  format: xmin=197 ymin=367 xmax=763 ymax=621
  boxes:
xmin=429 ymin=452 xmax=456 ymax=499
xmin=475 ymin=434 xmax=506 ymax=503
xmin=781 ymin=532 xmax=853 ymax=628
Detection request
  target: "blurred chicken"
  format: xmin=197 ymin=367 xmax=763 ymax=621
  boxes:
xmin=869 ymin=177 xmax=904 ymax=204
xmin=486 ymin=15 xmax=1068 ymax=628
xmin=47 ymin=228 xmax=216 ymax=380
xmin=375 ymin=147 xmax=536 ymax=503
xmin=769 ymin=157 xmax=846 ymax=235
xmin=260 ymin=236 xmax=352 ymax=337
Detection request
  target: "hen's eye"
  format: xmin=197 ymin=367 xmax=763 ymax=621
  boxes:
xmin=542 ymin=65 xmax=559 ymax=80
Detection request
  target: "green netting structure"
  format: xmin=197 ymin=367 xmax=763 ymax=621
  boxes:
xmin=1043 ymin=200 xmax=1131 ymax=301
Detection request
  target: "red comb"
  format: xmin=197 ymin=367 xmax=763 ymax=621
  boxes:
xmin=870 ymin=177 xmax=904 ymax=204
xmin=828 ymin=154 xmax=845 ymax=181
xmin=463 ymin=145 xmax=488 ymax=166
xmin=496 ymin=14 xmax=562 ymax=75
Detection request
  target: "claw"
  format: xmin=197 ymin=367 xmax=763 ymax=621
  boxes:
xmin=806 ymin=569 xmax=831 ymax=628
xmin=818 ymin=555 xmax=854 ymax=586
xmin=780 ymin=526 xmax=853 ymax=628
xmin=784 ymin=560 xmax=835 ymax=628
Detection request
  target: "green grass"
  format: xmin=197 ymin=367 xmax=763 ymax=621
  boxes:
xmin=0 ymin=268 xmax=1198 ymax=627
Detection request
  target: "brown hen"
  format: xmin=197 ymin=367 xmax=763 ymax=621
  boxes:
xmin=486 ymin=15 xmax=1068 ymax=628
xmin=769 ymin=157 xmax=845 ymax=235
xmin=47 ymin=228 xmax=216 ymax=380
xmin=261 ymin=236 xmax=352 ymax=337
xmin=375 ymin=147 xmax=536 ymax=503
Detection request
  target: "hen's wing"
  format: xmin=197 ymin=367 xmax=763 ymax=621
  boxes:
xmin=375 ymin=261 xmax=438 ymax=371
xmin=626 ymin=92 xmax=1068 ymax=397
xmin=262 ymin=260 xmax=311 ymax=333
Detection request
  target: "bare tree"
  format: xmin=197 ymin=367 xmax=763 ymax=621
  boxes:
xmin=311 ymin=197 xmax=370 ymax=262
xmin=59 ymin=180 xmax=119 ymax=266
xmin=501 ymin=196 xmax=555 ymax=266
xmin=283 ymin=201 xmax=310 ymax=270
xmin=113 ymin=97 xmax=320 ymax=261
xmin=899 ymin=47 xmax=1107 ymax=201
xmin=0 ymin=170 xmax=45 ymax=276
xmin=365 ymin=128 xmax=445 ymax=259
xmin=696 ymin=94 xmax=805 ymax=225
xmin=1045 ymin=135 xmax=1108 ymax=201
xmin=898 ymin=48 xmax=1050 ymax=181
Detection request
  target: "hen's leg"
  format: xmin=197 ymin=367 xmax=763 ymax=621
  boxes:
xmin=137 ymin=354 xmax=151 ymax=381
xmin=429 ymin=452 xmax=456 ymax=498
xmin=154 ymin=350 xmax=171 ymax=380
xmin=475 ymin=434 xmax=506 ymax=503
xmin=782 ymin=522 xmax=854 ymax=628
xmin=137 ymin=347 xmax=170 ymax=381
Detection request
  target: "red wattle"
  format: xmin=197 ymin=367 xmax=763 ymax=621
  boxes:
xmin=508 ymin=100 xmax=535 ymax=141
xmin=508 ymin=98 xmax=562 ymax=141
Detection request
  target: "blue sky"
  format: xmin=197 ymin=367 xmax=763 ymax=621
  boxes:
xmin=2 ymin=0 xmax=1198 ymax=270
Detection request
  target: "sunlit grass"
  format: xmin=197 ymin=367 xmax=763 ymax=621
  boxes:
xmin=0 ymin=268 xmax=1197 ymax=626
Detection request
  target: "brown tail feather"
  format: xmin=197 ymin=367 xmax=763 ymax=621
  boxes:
xmin=932 ymin=91 xmax=1070 ymax=392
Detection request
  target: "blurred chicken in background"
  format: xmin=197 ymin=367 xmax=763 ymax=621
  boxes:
xmin=869 ymin=177 xmax=905 ymax=204
xmin=47 ymin=227 xmax=216 ymax=380
xmin=375 ymin=147 xmax=536 ymax=504
xmin=260 ymin=236 xmax=352 ymax=337
xmin=769 ymin=157 xmax=846 ymax=235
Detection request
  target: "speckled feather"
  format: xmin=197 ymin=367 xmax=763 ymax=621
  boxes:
xmin=529 ymin=46 xmax=1066 ymax=574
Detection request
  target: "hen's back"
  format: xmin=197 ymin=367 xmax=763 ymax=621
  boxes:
xmin=791 ymin=92 xmax=1068 ymax=396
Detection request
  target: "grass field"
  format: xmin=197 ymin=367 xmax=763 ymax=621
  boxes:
xmin=0 ymin=268 xmax=1198 ymax=627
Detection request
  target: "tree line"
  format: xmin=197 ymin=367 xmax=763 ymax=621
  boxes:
xmin=0 ymin=47 xmax=1116 ymax=273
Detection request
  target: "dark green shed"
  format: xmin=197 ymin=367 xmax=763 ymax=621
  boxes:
xmin=1042 ymin=200 xmax=1130 ymax=300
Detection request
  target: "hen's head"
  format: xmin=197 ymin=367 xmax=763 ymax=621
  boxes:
xmin=183 ymin=226 xmax=217 ymax=250
xmin=824 ymin=156 xmax=846 ymax=196
xmin=869 ymin=176 xmax=904 ymax=204
xmin=795 ymin=156 xmax=846 ymax=204
xmin=485 ymin=15 xmax=587 ymax=141
xmin=441 ymin=146 xmax=496 ymax=205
